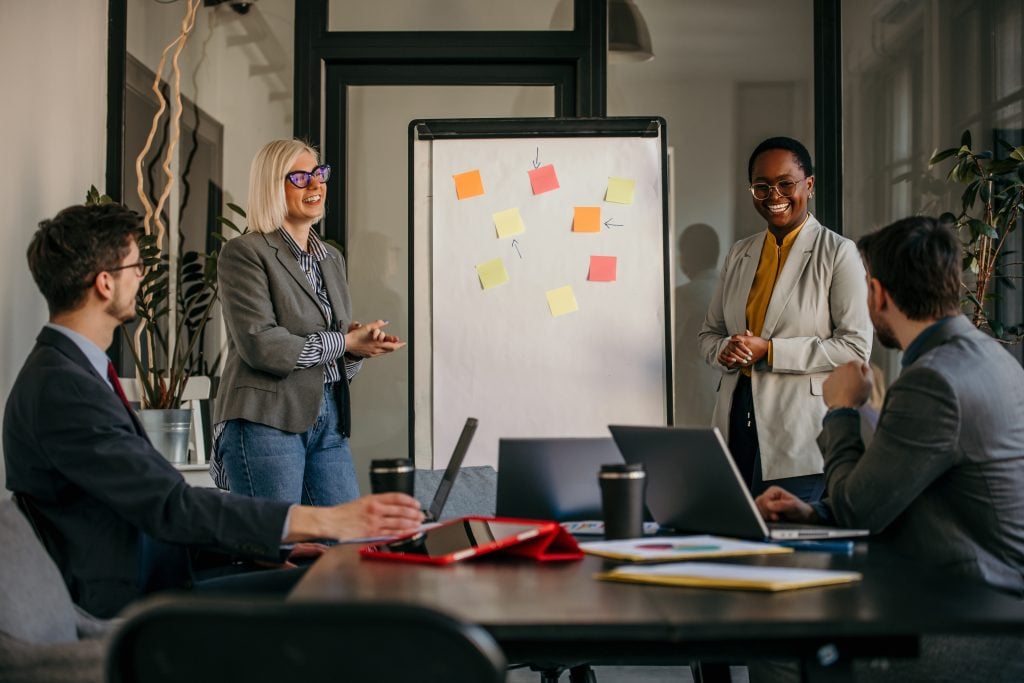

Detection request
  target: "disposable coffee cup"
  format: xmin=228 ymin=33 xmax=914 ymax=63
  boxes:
xmin=598 ymin=463 xmax=646 ymax=540
xmin=369 ymin=458 xmax=415 ymax=496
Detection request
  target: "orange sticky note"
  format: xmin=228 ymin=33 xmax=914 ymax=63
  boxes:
xmin=573 ymin=206 xmax=601 ymax=233
xmin=588 ymin=255 xmax=617 ymax=282
xmin=528 ymin=164 xmax=560 ymax=195
xmin=453 ymin=170 xmax=484 ymax=200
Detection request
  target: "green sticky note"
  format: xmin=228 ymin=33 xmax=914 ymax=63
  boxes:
xmin=493 ymin=207 xmax=526 ymax=239
xmin=606 ymin=177 xmax=636 ymax=204
xmin=476 ymin=258 xmax=509 ymax=290
xmin=546 ymin=285 xmax=578 ymax=317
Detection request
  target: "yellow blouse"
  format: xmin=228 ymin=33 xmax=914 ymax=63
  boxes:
xmin=743 ymin=216 xmax=809 ymax=373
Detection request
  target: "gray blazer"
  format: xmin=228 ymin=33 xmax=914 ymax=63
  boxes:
xmin=819 ymin=316 xmax=1024 ymax=595
xmin=697 ymin=216 xmax=872 ymax=480
xmin=215 ymin=230 xmax=355 ymax=434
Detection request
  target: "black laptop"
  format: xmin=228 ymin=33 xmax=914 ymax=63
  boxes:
xmin=422 ymin=417 xmax=478 ymax=523
xmin=495 ymin=437 xmax=624 ymax=521
xmin=609 ymin=425 xmax=869 ymax=541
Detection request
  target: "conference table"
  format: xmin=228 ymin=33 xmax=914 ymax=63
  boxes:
xmin=289 ymin=539 xmax=1024 ymax=682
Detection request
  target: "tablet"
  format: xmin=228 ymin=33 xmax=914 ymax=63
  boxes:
xmin=360 ymin=517 xmax=557 ymax=565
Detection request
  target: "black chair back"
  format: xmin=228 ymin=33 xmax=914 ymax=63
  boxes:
xmin=106 ymin=596 xmax=507 ymax=683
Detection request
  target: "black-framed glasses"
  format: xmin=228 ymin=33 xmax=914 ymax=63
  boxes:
xmin=86 ymin=260 xmax=144 ymax=287
xmin=285 ymin=164 xmax=331 ymax=189
xmin=749 ymin=177 xmax=809 ymax=201
xmin=108 ymin=261 xmax=145 ymax=277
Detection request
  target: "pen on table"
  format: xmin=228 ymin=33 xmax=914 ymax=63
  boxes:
xmin=776 ymin=540 xmax=855 ymax=554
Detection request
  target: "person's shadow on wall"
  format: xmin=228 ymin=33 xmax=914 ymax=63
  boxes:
xmin=674 ymin=223 xmax=720 ymax=427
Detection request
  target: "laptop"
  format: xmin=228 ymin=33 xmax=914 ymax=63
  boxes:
xmin=422 ymin=417 xmax=478 ymax=523
xmin=608 ymin=425 xmax=869 ymax=541
xmin=496 ymin=437 xmax=623 ymax=521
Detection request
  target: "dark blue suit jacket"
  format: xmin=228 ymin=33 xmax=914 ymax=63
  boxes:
xmin=3 ymin=327 xmax=291 ymax=617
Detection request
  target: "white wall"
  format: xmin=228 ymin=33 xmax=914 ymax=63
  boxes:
xmin=0 ymin=0 xmax=109 ymax=490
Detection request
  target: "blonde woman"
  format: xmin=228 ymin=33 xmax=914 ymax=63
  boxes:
xmin=213 ymin=139 xmax=404 ymax=505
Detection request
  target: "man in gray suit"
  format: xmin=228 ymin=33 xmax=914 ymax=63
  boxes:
xmin=756 ymin=215 xmax=1024 ymax=680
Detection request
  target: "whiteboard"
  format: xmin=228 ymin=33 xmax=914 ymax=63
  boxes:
xmin=410 ymin=118 xmax=671 ymax=469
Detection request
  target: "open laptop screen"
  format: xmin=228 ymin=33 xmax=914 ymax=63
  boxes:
xmin=425 ymin=417 xmax=478 ymax=522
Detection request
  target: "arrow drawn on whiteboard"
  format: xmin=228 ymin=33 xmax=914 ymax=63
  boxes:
xmin=512 ymin=239 xmax=523 ymax=259
xmin=532 ymin=147 xmax=541 ymax=169
xmin=604 ymin=218 xmax=623 ymax=229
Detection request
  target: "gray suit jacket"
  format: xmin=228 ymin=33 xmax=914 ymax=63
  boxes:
xmin=215 ymin=230 xmax=355 ymax=434
xmin=698 ymin=216 xmax=872 ymax=480
xmin=820 ymin=316 xmax=1024 ymax=595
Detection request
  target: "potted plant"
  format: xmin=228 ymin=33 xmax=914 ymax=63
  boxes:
xmin=86 ymin=186 xmax=246 ymax=464
xmin=929 ymin=130 xmax=1024 ymax=342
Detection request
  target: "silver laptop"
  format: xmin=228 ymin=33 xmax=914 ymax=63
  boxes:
xmin=608 ymin=425 xmax=869 ymax=541
xmin=423 ymin=417 xmax=478 ymax=523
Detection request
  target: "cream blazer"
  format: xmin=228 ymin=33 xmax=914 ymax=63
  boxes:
xmin=697 ymin=216 xmax=872 ymax=480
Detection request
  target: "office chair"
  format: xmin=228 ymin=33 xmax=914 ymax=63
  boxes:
xmin=105 ymin=596 xmax=507 ymax=683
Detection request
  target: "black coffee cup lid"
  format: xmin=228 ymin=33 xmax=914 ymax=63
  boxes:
xmin=600 ymin=462 xmax=644 ymax=474
xmin=370 ymin=458 xmax=414 ymax=471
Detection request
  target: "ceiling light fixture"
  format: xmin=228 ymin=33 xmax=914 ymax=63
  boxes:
xmin=609 ymin=0 xmax=654 ymax=63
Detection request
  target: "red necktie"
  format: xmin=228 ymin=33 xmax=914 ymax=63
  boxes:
xmin=106 ymin=361 xmax=133 ymax=411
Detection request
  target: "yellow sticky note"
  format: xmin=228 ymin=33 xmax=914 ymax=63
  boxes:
xmin=493 ymin=207 xmax=526 ymax=239
xmin=573 ymin=206 xmax=601 ymax=233
xmin=606 ymin=177 xmax=636 ymax=204
xmin=545 ymin=285 xmax=578 ymax=317
xmin=476 ymin=258 xmax=509 ymax=290
xmin=453 ymin=170 xmax=484 ymax=200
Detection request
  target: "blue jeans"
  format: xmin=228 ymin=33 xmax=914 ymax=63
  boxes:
xmin=219 ymin=384 xmax=359 ymax=506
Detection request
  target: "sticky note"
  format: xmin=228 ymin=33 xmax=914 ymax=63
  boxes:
xmin=528 ymin=164 xmax=560 ymax=195
xmin=476 ymin=258 xmax=509 ymax=290
xmin=588 ymin=255 xmax=617 ymax=282
xmin=453 ymin=170 xmax=484 ymax=200
xmin=573 ymin=206 xmax=601 ymax=233
xmin=546 ymin=285 xmax=578 ymax=317
xmin=493 ymin=207 xmax=525 ymax=239
xmin=606 ymin=177 xmax=635 ymax=204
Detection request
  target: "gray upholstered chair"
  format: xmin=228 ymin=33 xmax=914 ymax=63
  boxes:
xmin=0 ymin=497 xmax=117 ymax=683
xmin=415 ymin=465 xmax=497 ymax=520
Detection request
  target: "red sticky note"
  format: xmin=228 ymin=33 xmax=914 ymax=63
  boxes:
xmin=453 ymin=170 xmax=484 ymax=200
xmin=573 ymin=206 xmax=601 ymax=232
xmin=528 ymin=164 xmax=560 ymax=195
xmin=588 ymin=255 xmax=617 ymax=282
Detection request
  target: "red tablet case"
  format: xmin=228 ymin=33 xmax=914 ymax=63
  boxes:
xmin=359 ymin=516 xmax=583 ymax=565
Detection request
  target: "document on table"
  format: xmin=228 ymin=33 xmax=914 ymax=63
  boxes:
xmin=595 ymin=561 xmax=863 ymax=592
xmin=579 ymin=535 xmax=792 ymax=562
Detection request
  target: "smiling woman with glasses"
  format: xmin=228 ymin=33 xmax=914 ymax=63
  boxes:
xmin=697 ymin=136 xmax=873 ymax=504
xmin=211 ymin=139 xmax=406 ymax=507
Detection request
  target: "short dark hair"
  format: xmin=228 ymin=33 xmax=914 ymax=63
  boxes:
xmin=747 ymin=137 xmax=814 ymax=182
xmin=27 ymin=203 xmax=142 ymax=315
xmin=857 ymin=216 xmax=962 ymax=321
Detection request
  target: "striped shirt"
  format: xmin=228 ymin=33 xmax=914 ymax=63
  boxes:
xmin=278 ymin=228 xmax=362 ymax=384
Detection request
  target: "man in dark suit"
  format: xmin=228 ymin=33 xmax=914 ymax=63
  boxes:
xmin=3 ymin=203 xmax=423 ymax=618
xmin=755 ymin=215 xmax=1024 ymax=680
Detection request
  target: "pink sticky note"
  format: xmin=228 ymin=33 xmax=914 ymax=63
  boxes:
xmin=573 ymin=207 xmax=601 ymax=232
xmin=588 ymin=255 xmax=617 ymax=282
xmin=528 ymin=164 xmax=560 ymax=195
xmin=453 ymin=170 xmax=484 ymax=200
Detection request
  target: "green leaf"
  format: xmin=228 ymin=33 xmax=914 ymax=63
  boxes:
xmin=929 ymin=148 xmax=958 ymax=166
xmin=226 ymin=202 xmax=247 ymax=218
xmin=1012 ymin=146 xmax=1024 ymax=162
xmin=991 ymin=320 xmax=1005 ymax=338
xmin=960 ymin=129 xmax=972 ymax=148
xmin=216 ymin=216 xmax=240 ymax=233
